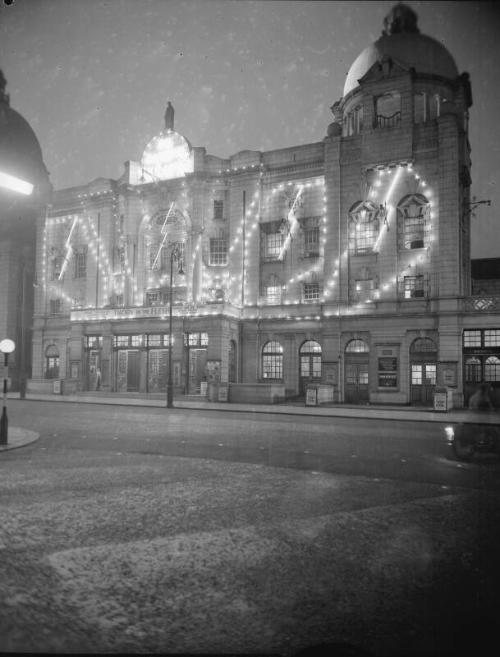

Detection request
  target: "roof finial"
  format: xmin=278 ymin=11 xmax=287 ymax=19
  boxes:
xmin=165 ymin=101 xmax=174 ymax=131
xmin=382 ymin=3 xmax=420 ymax=36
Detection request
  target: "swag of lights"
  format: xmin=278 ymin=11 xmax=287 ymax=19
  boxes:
xmin=42 ymin=164 xmax=437 ymax=323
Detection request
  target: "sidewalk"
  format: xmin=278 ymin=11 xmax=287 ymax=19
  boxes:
xmin=9 ymin=389 xmax=499 ymax=423
xmin=3 ymin=391 xmax=499 ymax=452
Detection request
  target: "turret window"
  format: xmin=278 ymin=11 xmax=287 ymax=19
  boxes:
xmin=374 ymin=91 xmax=401 ymax=128
xmin=397 ymin=194 xmax=431 ymax=250
xmin=348 ymin=201 xmax=382 ymax=254
xmin=343 ymin=104 xmax=363 ymax=136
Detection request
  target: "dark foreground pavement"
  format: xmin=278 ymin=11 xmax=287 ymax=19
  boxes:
xmin=1 ymin=398 xmax=500 ymax=656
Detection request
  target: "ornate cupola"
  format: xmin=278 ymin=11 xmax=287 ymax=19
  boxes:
xmin=140 ymin=101 xmax=193 ymax=182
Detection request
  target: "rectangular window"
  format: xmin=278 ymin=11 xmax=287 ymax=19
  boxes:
xmin=74 ymin=251 xmax=87 ymax=278
xmin=130 ymin=335 xmax=142 ymax=347
xmin=49 ymin=299 xmax=61 ymax=315
xmin=86 ymin=336 xmax=102 ymax=348
xmin=303 ymin=283 xmax=320 ymax=302
xmin=214 ymin=200 xmax=224 ymax=219
xmin=304 ymin=227 xmax=320 ymax=256
xmin=404 ymin=216 xmax=425 ymax=250
xmin=209 ymin=238 xmax=228 ymax=265
xmin=51 ymin=256 xmax=63 ymax=280
xmin=148 ymin=335 xmax=162 ymax=347
xmin=185 ymin=332 xmax=209 ymax=347
xmin=265 ymin=285 xmax=282 ymax=305
xmin=404 ymin=275 xmax=425 ymax=299
xmin=114 ymin=335 xmax=130 ymax=347
xmin=463 ymin=330 xmax=482 ymax=348
xmin=265 ymin=233 xmax=282 ymax=259
xmin=484 ymin=329 xmax=500 ymax=347
xmin=262 ymin=355 xmax=283 ymax=379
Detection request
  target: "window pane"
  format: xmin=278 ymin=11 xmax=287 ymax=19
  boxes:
xmin=465 ymin=357 xmax=482 ymax=383
xmin=463 ymin=330 xmax=481 ymax=347
xmin=209 ymin=238 xmax=227 ymax=265
xmin=484 ymin=330 xmax=500 ymax=347
xmin=425 ymin=364 xmax=436 ymax=385
xmin=411 ymin=364 xmax=422 ymax=385
xmin=266 ymin=233 xmax=282 ymax=258
xmin=485 ymin=356 xmax=500 ymax=382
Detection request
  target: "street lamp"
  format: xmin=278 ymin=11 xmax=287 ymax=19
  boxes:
xmin=167 ymin=243 xmax=184 ymax=408
xmin=0 ymin=338 xmax=16 ymax=445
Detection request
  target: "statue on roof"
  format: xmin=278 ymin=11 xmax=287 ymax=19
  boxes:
xmin=382 ymin=3 xmax=420 ymax=36
xmin=165 ymin=101 xmax=174 ymax=131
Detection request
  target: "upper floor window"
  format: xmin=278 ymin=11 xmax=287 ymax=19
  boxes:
xmin=414 ymin=92 xmax=445 ymax=124
xmin=74 ymin=249 xmax=87 ymax=278
xmin=374 ymin=91 xmax=401 ymax=128
xmin=51 ymin=256 xmax=63 ymax=281
xmin=303 ymin=227 xmax=320 ymax=257
xmin=265 ymin=232 xmax=283 ymax=260
xmin=403 ymin=274 xmax=426 ymax=299
xmin=303 ymin=282 xmax=320 ymax=303
xmin=49 ymin=299 xmax=61 ymax=315
xmin=343 ymin=104 xmax=363 ymax=136
xmin=348 ymin=201 xmax=382 ymax=254
xmin=213 ymin=200 xmax=224 ymax=220
xmin=397 ymin=194 xmax=431 ymax=250
xmin=209 ymin=238 xmax=228 ymax=265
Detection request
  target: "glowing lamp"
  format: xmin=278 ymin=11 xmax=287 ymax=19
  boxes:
xmin=0 ymin=171 xmax=34 ymax=196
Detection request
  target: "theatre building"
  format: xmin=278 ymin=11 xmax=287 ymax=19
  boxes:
xmin=30 ymin=3 xmax=500 ymax=406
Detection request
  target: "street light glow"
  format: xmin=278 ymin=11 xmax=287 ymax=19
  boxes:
xmin=0 ymin=171 xmax=34 ymax=196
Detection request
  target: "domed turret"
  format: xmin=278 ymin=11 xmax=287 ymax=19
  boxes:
xmin=141 ymin=101 xmax=193 ymax=182
xmin=0 ymin=70 xmax=50 ymax=192
xmin=343 ymin=3 xmax=459 ymax=97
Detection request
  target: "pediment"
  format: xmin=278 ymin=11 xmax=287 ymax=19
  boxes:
xmin=358 ymin=56 xmax=410 ymax=87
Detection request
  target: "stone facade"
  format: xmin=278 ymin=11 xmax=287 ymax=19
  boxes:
xmin=29 ymin=4 xmax=500 ymax=406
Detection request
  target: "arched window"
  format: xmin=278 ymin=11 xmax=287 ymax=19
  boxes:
xmin=345 ymin=339 xmax=369 ymax=353
xmin=300 ymin=341 xmax=322 ymax=379
xmin=410 ymin=338 xmax=437 ymax=353
xmin=375 ymin=91 xmax=401 ymax=128
xmin=465 ymin=357 xmax=482 ymax=383
xmin=45 ymin=345 xmax=60 ymax=380
xmin=348 ymin=201 xmax=382 ymax=254
xmin=262 ymin=341 xmax=283 ymax=380
xmin=485 ymin=356 xmax=500 ymax=382
xmin=397 ymin=194 xmax=431 ymax=250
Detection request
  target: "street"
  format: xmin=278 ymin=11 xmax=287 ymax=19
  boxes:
xmin=1 ymin=400 xmax=499 ymax=656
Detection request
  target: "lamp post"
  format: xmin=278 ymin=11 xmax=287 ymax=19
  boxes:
xmin=0 ymin=338 xmax=16 ymax=445
xmin=167 ymin=243 xmax=184 ymax=409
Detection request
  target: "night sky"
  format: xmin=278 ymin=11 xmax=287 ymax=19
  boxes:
xmin=1 ymin=0 xmax=499 ymax=257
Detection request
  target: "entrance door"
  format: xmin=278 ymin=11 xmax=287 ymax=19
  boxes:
xmin=299 ymin=340 xmax=322 ymax=395
xmin=410 ymin=363 xmax=436 ymax=405
xmin=127 ymin=351 xmax=140 ymax=391
xmin=410 ymin=338 xmax=437 ymax=405
xmin=188 ymin=349 xmax=207 ymax=393
xmin=344 ymin=339 xmax=370 ymax=404
xmin=229 ymin=340 xmax=237 ymax=383
xmin=345 ymin=362 xmax=369 ymax=403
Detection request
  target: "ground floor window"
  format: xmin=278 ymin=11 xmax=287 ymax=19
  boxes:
xmin=262 ymin=341 xmax=283 ymax=380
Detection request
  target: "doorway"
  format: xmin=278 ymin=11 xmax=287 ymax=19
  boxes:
xmin=344 ymin=339 xmax=369 ymax=404
xmin=127 ymin=350 xmax=140 ymax=392
xmin=299 ymin=340 xmax=322 ymax=395
xmin=410 ymin=338 xmax=437 ymax=405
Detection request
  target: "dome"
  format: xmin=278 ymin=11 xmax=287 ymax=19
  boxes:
xmin=343 ymin=3 xmax=459 ymax=97
xmin=0 ymin=70 xmax=50 ymax=186
xmin=140 ymin=101 xmax=193 ymax=182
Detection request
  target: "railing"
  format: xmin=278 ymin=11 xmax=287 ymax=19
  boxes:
xmin=463 ymin=296 xmax=500 ymax=312
xmin=376 ymin=112 xmax=401 ymax=129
